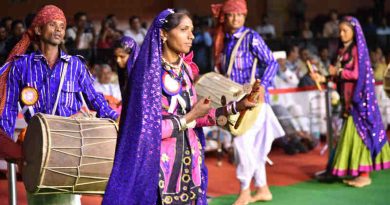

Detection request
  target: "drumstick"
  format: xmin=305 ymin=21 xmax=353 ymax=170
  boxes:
xmin=306 ymin=60 xmax=323 ymax=91
xmin=234 ymin=79 xmax=261 ymax=129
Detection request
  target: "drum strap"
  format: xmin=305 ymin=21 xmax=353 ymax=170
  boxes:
xmin=226 ymin=30 xmax=258 ymax=84
xmin=51 ymin=62 xmax=92 ymax=116
xmin=79 ymin=92 xmax=92 ymax=116
xmin=52 ymin=62 xmax=68 ymax=115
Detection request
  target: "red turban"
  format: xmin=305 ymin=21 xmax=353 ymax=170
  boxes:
xmin=210 ymin=0 xmax=247 ymax=72
xmin=211 ymin=0 xmax=248 ymax=24
xmin=0 ymin=5 xmax=66 ymax=116
xmin=6 ymin=5 xmax=66 ymax=62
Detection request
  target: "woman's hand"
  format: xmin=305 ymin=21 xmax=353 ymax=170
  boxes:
xmin=236 ymin=97 xmax=258 ymax=112
xmin=185 ymin=98 xmax=212 ymax=122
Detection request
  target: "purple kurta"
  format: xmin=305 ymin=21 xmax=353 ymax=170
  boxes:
xmin=0 ymin=50 xmax=118 ymax=138
xmin=220 ymin=27 xmax=278 ymax=88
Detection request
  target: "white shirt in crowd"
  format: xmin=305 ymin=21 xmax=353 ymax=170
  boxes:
xmin=274 ymin=68 xmax=299 ymax=89
xmin=93 ymin=82 xmax=122 ymax=102
xmin=124 ymin=28 xmax=147 ymax=46
xmin=256 ymin=24 xmax=276 ymax=38
xmin=377 ymin=26 xmax=390 ymax=35
xmin=323 ymin=20 xmax=339 ymax=38
xmin=66 ymin=27 xmax=94 ymax=49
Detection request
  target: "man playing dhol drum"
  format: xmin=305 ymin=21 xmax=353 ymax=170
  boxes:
xmin=0 ymin=5 xmax=117 ymax=205
xmin=211 ymin=0 xmax=285 ymax=204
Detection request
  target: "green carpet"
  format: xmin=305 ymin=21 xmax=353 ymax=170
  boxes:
xmin=209 ymin=169 xmax=390 ymax=205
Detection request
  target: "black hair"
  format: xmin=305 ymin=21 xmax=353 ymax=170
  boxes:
xmin=329 ymin=9 xmax=338 ymax=16
xmin=339 ymin=19 xmax=356 ymax=41
xmin=1 ymin=16 xmax=12 ymax=26
xmin=162 ymin=10 xmax=190 ymax=32
xmin=1 ymin=16 xmax=12 ymax=25
xmin=129 ymin=16 xmax=140 ymax=25
xmin=74 ymin=12 xmax=87 ymax=21
xmin=11 ymin=20 xmax=24 ymax=31
xmin=299 ymin=46 xmax=309 ymax=54
xmin=285 ymin=44 xmax=299 ymax=56
xmin=318 ymin=45 xmax=328 ymax=52
xmin=113 ymin=39 xmax=132 ymax=53
xmin=106 ymin=14 xmax=115 ymax=20
xmin=338 ymin=19 xmax=356 ymax=49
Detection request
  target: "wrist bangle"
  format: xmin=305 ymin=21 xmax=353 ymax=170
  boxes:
xmin=227 ymin=101 xmax=237 ymax=115
xmin=226 ymin=102 xmax=232 ymax=115
xmin=232 ymin=101 xmax=238 ymax=114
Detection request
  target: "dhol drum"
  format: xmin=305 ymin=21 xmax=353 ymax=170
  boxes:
xmin=384 ymin=63 xmax=390 ymax=98
xmin=195 ymin=72 xmax=246 ymax=108
xmin=22 ymin=113 xmax=118 ymax=194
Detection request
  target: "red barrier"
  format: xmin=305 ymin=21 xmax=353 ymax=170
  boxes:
xmin=269 ymin=81 xmax=384 ymax=95
xmin=269 ymin=85 xmax=325 ymax=94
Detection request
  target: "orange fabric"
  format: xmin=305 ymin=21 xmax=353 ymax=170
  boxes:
xmin=210 ymin=0 xmax=247 ymax=72
xmin=17 ymin=128 xmax=27 ymax=143
xmin=0 ymin=64 xmax=10 ymax=116
xmin=0 ymin=5 xmax=66 ymax=116
xmin=104 ymin=95 xmax=121 ymax=109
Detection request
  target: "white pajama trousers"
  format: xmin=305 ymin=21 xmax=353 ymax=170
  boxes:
xmin=233 ymin=104 xmax=285 ymax=189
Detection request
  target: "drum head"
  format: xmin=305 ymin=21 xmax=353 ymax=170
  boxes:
xmin=22 ymin=114 xmax=46 ymax=192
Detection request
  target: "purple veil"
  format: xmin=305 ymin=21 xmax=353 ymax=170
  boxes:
xmin=116 ymin=36 xmax=139 ymax=99
xmin=120 ymin=36 xmax=139 ymax=76
xmin=103 ymin=9 xmax=208 ymax=204
xmin=345 ymin=16 xmax=387 ymax=158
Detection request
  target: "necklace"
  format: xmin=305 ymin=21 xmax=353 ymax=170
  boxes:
xmin=162 ymin=56 xmax=183 ymax=70
xmin=161 ymin=56 xmax=186 ymax=96
xmin=162 ymin=56 xmax=184 ymax=82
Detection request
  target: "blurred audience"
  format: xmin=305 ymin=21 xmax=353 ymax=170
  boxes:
xmin=5 ymin=20 xmax=25 ymax=54
xmin=93 ymin=64 xmax=122 ymax=113
xmin=66 ymin=12 xmax=95 ymax=50
xmin=256 ymin=15 xmax=276 ymax=39
xmin=124 ymin=16 xmax=147 ymax=46
xmin=323 ymin=10 xmax=339 ymax=38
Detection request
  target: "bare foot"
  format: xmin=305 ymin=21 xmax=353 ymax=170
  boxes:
xmin=342 ymin=178 xmax=354 ymax=184
xmin=250 ymin=185 xmax=273 ymax=203
xmin=233 ymin=188 xmax=251 ymax=205
xmin=346 ymin=176 xmax=371 ymax=188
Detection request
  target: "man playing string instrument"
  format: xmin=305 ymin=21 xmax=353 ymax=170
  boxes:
xmin=211 ymin=0 xmax=285 ymax=204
